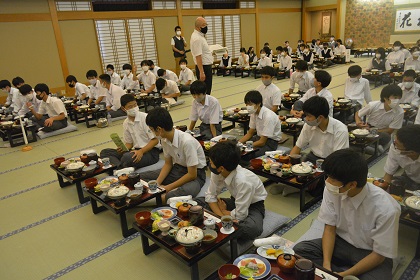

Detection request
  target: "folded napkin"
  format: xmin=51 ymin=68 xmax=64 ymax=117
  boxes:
xmin=253 ymin=236 xmax=286 ymax=247
xmin=113 ymin=167 xmax=135 ymax=177
xmin=166 ymin=195 xmax=192 ymax=205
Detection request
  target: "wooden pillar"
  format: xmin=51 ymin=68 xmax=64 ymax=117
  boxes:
xmin=255 ymin=0 xmax=260 ymax=50
xmin=336 ymin=0 xmax=341 ymax=39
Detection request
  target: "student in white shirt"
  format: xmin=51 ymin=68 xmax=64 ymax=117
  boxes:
xmin=289 ymin=60 xmax=314 ymax=95
xmin=29 ymin=83 xmax=68 ymax=132
xmin=387 ymin=41 xmax=405 ymax=65
xmin=66 ymin=75 xmax=90 ymax=103
xmin=366 ymin=47 xmax=391 ymax=72
xmin=294 ymin=149 xmax=400 ymax=279
xmin=401 ymin=44 xmax=412 ymax=60
xmin=16 ymin=84 xmax=40 ymax=118
xmin=291 ymin=96 xmax=349 ymax=164
xmin=356 ymin=84 xmax=404 ymax=150
xmin=148 ymin=60 xmax=161 ymax=77
xmin=0 ymin=80 xmax=20 ymax=109
xmin=121 ymin=63 xmax=140 ymax=91
xmin=195 ymin=141 xmax=268 ymax=240
xmin=178 ymin=59 xmax=195 ymax=93
xmin=383 ymin=125 xmax=420 ymax=191
xmin=189 ymin=81 xmax=223 ymax=140
xmin=138 ymin=107 xmax=207 ymax=201
xmin=276 ymin=46 xmax=292 ymax=78
xmin=106 ymin=64 xmax=121 ymax=87
xmin=291 ymin=70 xmax=333 ymax=118
xmin=157 ymin=68 xmax=178 ymax=83
xmin=171 ymin=25 xmax=188 ymax=75
xmin=256 ymin=66 xmax=281 ymax=112
xmin=217 ymin=51 xmax=232 ymax=76
xmin=398 ymin=69 xmax=420 ymax=107
xmin=256 ymin=47 xmax=273 ymax=69
xmin=133 ymin=61 xmax=157 ymax=94
xmin=86 ymin=70 xmax=107 ymax=106
xmin=334 ymin=39 xmax=347 ymax=56
xmin=100 ymin=94 xmax=160 ymax=169
xmin=239 ymin=90 xmax=282 ymax=159
xmin=321 ymin=42 xmax=334 ymax=66
xmin=300 ymin=44 xmax=314 ymax=67
xmin=237 ymin=47 xmax=250 ymax=68
xmin=247 ymin=46 xmax=258 ymax=64
xmin=98 ymin=74 xmax=126 ymax=118
xmin=284 ymin=41 xmax=293 ymax=56
xmin=344 ymin=65 xmax=372 ymax=107
xmin=297 ymin=44 xmax=305 ymax=57
xmin=404 ymin=46 xmax=420 ymax=71
xmin=156 ymin=78 xmax=181 ymax=106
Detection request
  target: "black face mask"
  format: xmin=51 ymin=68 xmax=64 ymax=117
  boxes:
xmin=68 ymin=83 xmax=75 ymax=88
xmin=36 ymin=93 xmax=43 ymax=100
xmin=200 ymin=26 xmax=208 ymax=34
xmin=209 ymin=165 xmax=220 ymax=175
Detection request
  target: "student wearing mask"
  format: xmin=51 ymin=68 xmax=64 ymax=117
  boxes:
xmin=133 ymin=61 xmax=157 ymax=94
xmin=237 ymin=47 xmax=250 ymax=68
xmin=247 ymin=46 xmax=257 ymax=63
xmin=321 ymin=42 xmax=334 ymax=66
xmin=100 ymin=94 xmax=160 ymax=169
xmin=106 ymin=64 xmax=121 ymax=87
xmin=148 ymin=60 xmax=161 ymax=78
xmin=355 ymin=84 xmax=404 ymax=153
xmin=66 ymin=75 xmax=90 ymax=103
xmin=86 ymin=70 xmax=107 ymax=106
xmin=256 ymin=66 xmax=282 ymax=112
xmin=188 ymin=81 xmax=223 ymax=140
xmin=344 ymin=65 xmax=372 ymax=108
xmin=289 ymin=60 xmax=314 ymax=96
xmin=284 ymin=41 xmax=293 ymax=56
xmin=366 ymin=47 xmax=391 ymax=72
xmin=218 ymin=51 xmax=232 ymax=76
xmin=0 ymin=79 xmax=20 ymax=109
xmin=387 ymin=41 xmax=405 ymax=64
xmin=404 ymin=46 xmax=420 ymax=71
xmin=15 ymin=84 xmax=40 ymax=118
xmin=157 ymin=68 xmax=179 ymax=83
xmin=121 ymin=63 xmax=140 ymax=91
xmin=398 ymin=69 xmax=420 ymax=107
xmin=276 ymin=46 xmax=292 ymax=78
xmin=178 ymin=59 xmax=195 ymax=93
xmin=98 ymin=74 xmax=126 ymax=118
xmin=300 ymin=44 xmax=314 ymax=67
xmin=171 ymin=26 xmax=188 ymax=75
xmin=256 ymin=47 xmax=273 ymax=69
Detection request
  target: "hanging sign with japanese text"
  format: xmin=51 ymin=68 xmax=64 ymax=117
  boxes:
xmin=395 ymin=8 xmax=420 ymax=32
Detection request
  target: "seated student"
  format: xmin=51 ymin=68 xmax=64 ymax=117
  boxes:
xmin=294 ymin=149 xmax=400 ymax=280
xmin=98 ymin=74 xmax=126 ymax=118
xmin=355 ymin=84 xmax=404 ymax=152
xmin=310 ymin=39 xmax=317 ymax=50
xmin=188 ymin=81 xmax=223 ymax=140
xmin=366 ymin=47 xmax=391 ymax=72
xmin=289 ymin=60 xmax=315 ymax=95
xmin=219 ymin=51 xmax=232 ymax=71
xmin=264 ymin=42 xmax=273 ymax=59
xmin=404 ymin=46 xmax=420 ymax=71
xmin=121 ymin=63 xmax=140 ymax=91
xmin=297 ymin=43 xmax=305 ymax=57
xmin=344 ymin=65 xmax=372 ymax=108
xmin=284 ymin=41 xmax=293 ymax=56
xmin=256 ymin=66 xmax=282 ymax=113
xmin=276 ymin=46 xmax=292 ymax=78
xmin=86 ymin=70 xmax=107 ymax=106
xmin=15 ymin=84 xmax=40 ymax=118
xmin=401 ymin=43 xmax=412 ymax=60
xmin=156 ymin=78 xmax=181 ymax=106
xmin=398 ymin=69 xmax=420 ymax=107
xmin=314 ymin=39 xmax=322 ymax=56
xmin=387 ymin=41 xmax=405 ymax=65
xmin=300 ymin=44 xmax=314 ymax=67
xmin=290 ymin=96 xmax=349 ymax=164
xmin=383 ymin=125 xmax=420 ymax=191
xmin=157 ymin=68 xmax=178 ymax=83
xmin=28 ymin=83 xmax=68 ymax=132
xmin=321 ymin=42 xmax=334 ymax=66
xmin=0 ymin=79 xmax=20 ymax=109
xmin=194 ymin=141 xmax=267 ymax=241
xmin=100 ymin=94 xmax=160 ymax=169
xmin=247 ymin=46 xmax=257 ymax=64
xmin=329 ymin=35 xmax=337 ymax=50
xmin=66 ymin=75 xmax=90 ymax=103
xmin=178 ymin=59 xmax=195 ymax=93
xmin=237 ymin=47 xmax=250 ymax=69
xmin=106 ymin=64 xmax=122 ymax=87
xmin=133 ymin=61 xmax=156 ymax=94
xmin=333 ymin=39 xmax=346 ymax=57
xmin=12 ymin=76 xmax=25 ymax=89
xmin=291 ymin=70 xmax=333 ymax=118
xmin=138 ymin=107 xmax=207 ymax=201
xmin=148 ymin=60 xmax=161 ymax=77
xmin=296 ymin=39 xmax=304 ymax=52
xmin=256 ymin=47 xmax=273 ymax=69
xmin=239 ymin=90 xmax=282 ymax=159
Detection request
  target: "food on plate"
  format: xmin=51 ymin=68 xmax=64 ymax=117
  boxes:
xmin=239 ymin=259 xmax=266 ymax=277
xmin=175 ymin=201 xmax=183 ymax=208
xmin=151 ymin=209 xmax=173 ymax=220
xmin=352 ymin=129 xmax=369 ymax=136
xmin=152 ymin=220 xmax=160 ymax=232
xmin=266 ymin=248 xmax=284 ymax=257
xmin=291 ymin=164 xmax=312 ymax=174
xmin=263 ymin=163 xmax=271 ymax=171
xmin=178 ymin=220 xmax=191 ymax=228
xmin=282 ymin=163 xmax=291 ymax=169
xmin=224 ymin=273 xmax=237 ymax=279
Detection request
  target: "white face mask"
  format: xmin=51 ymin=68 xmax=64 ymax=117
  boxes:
xmin=304 ymin=49 xmax=309 ymax=53
xmin=124 ymin=69 xmax=131 ymax=75
xmin=260 ymin=53 xmax=266 ymax=58
xmin=176 ymin=31 xmax=181 ymax=36
xmin=262 ymin=79 xmax=271 ymax=86
xmin=394 ymin=46 xmax=401 ymax=51
xmin=375 ymin=53 xmax=381 ymax=59
xmin=349 ymin=77 xmax=359 ymax=83
xmin=126 ymin=106 xmax=139 ymax=117
xmin=281 ymin=52 xmax=286 ymax=56
xmin=246 ymin=105 xmax=257 ymax=114
xmin=100 ymin=82 xmax=107 ymax=89
xmin=325 ymin=181 xmax=347 ymax=195
xmin=403 ymin=81 xmax=414 ymax=89
xmin=305 ymin=117 xmax=321 ymax=127
xmin=142 ymin=66 xmax=149 ymax=72
xmin=413 ymin=51 xmax=420 ymax=57
xmin=388 ymin=99 xmax=400 ymax=108
xmin=107 ymin=71 xmax=113 ymax=76
xmin=26 ymin=94 xmax=33 ymax=102
xmin=180 ymin=64 xmax=187 ymax=70
xmin=88 ymin=78 xmax=97 ymax=86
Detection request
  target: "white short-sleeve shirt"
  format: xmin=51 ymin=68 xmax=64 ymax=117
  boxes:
xmin=249 ymin=106 xmax=282 ymax=141
xmin=257 ymin=57 xmax=273 ymax=69
xmin=110 ymin=72 xmax=122 ymax=86
xmin=289 ymin=71 xmax=314 ymax=93
xmin=160 ymin=80 xmax=180 ymax=97
xmin=123 ymin=111 xmax=156 ymax=149
xmin=300 ymin=87 xmax=334 ymax=117
xmin=278 ymin=55 xmax=293 ymax=71
xmin=358 ymin=101 xmax=404 ymax=130
xmin=121 ymin=72 xmax=140 ymax=90
xmin=15 ymin=91 xmax=41 ymax=116
xmin=189 ymin=94 xmax=223 ymax=124
xmin=106 ymin=84 xmax=125 ymax=111
xmin=384 ymin=142 xmax=420 ymax=183
xmin=163 ymin=70 xmax=178 ymax=82
xmin=190 ymin=30 xmax=213 ymax=65
xmin=89 ymin=80 xmax=108 ymax=100
xmin=256 ymin=83 xmax=282 ymax=110
xmin=344 ymin=77 xmax=372 ymax=106
xmin=404 ymin=57 xmax=420 ymax=71
xmin=237 ymin=54 xmax=249 ymax=68
xmin=137 ymin=71 xmax=157 ymax=92
xmin=179 ymin=67 xmax=195 ymax=84
xmin=387 ymin=50 xmax=405 ymax=64
xmin=398 ymin=82 xmax=420 ymax=107
xmin=38 ymin=96 xmax=68 ymax=118
xmin=318 ymin=183 xmax=400 ymax=259
xmin=75 ymin=82 xmax=90 ymax=99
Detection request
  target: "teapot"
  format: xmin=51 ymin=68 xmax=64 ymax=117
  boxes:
xmin=188 ymin=205 xmax=204 ymax=226
xmin=97 ymin=118 xmax=108 ymax=128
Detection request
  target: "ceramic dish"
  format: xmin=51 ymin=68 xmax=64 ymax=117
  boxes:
xmin=289 ymin=93 xmax=300 ymax=99
xmin=285 ymin=118 xmax=300 ymax=124
xmin=291 ymin=164 xmax=313 ymax=176
xmin=404 ymin=196 xmax=420 ymax=211
xmin=233 ymin=254 xmax=271 ymax=279
xmin=65 ymin=161 xmax=85 ymax=172
xmin=257 ymin=245 xmax=295 ymax=260
xmin=169 ymin=199 xmax=198 ymax=209
xmin=107 ymin=185 xmax=129 ymax=199
xmin=400 ymin=104 xmax=411 ymax=110
xmin=99 ymin=176 xmax=119 ymax=185
xmin=352 ymin=128 xmax=370 ymax=137
xmin=338 ymin=98 xmax=350 ymax=104
xmin=151 ymin=207 xmax=177 ymax=220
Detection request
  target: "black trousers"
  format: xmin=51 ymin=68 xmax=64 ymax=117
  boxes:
xmin=195 ymin=64 xmax=213 ymax=95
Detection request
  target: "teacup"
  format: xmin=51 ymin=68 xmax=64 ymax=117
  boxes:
xmin=246 ymin=141 xmax=253 ymax=150
xmin=221 ymin=215 xmax=233 ymax=231
xmin=270 ymin=163 xmax=281 ymax=174
xmin=316 ymin=159 xmax=324 ymax=171
xmin=148 ymin=180 xmax=158 ymax=192
xmin=102 ymin=157 xmax=110 ymax=166
xmin=134 ymin=182 xmax=144 ymax=193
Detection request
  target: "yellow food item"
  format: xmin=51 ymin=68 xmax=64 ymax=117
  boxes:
xmin=266 ymin=249 xmax=276 ymax=255
xmin=152 ymin=220 xmax=160 ymax=232
xmin=178 ymin=220 xmax=191 ymax=228
xmin=264 ymin=164 xmax=271 ymax=170
xmin=391 ymin=194 xmax=403 ymax=202
xmin=175 ymin=201 xmax=183 ymax=208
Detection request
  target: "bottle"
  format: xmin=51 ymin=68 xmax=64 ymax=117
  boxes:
xmin=107 ymin=112 xmax=112 ymax=125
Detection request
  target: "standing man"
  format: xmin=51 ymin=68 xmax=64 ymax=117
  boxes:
xmin=171 ymin=26 xmax=187 ymax=75
xmin=190 ymin=17 xmax=213 ymax=95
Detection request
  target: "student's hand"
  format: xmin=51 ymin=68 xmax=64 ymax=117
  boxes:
xmin=179 ymin=50 xmax=185 ymax=55
xmin=132 ymin=65 xmax=137 ymax=75
xmin=140 ymin=89 xmax=147 ymax=93
xmin=217 ymin=198 xmax=227 ymax=211
xmin=293 ymin=110 xmax=303 ymax=118
xmin=323 ymin=262 xmax=332 ymax=272
xmin=356 ymin=121 xmax=369 ymax=129
xmin=26 ymin=102 xmax=33 ymax=109
xmin=44 ymin=118 xmax=54 ymax=127
xmin=116 ymin=147 xmax=124 ymax=154
xmin=199 ymin=73 xmax=206 ymax=82
xmin=131 ymin=149 xmax=143 ymax=163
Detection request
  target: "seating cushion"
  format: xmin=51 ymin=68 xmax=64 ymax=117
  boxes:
xmin=37 ymin=122 xmax=77 ymax=139
xmin=134 ymin=158 xmax=165 ymax=173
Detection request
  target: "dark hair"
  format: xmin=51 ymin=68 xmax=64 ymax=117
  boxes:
xmin=403 ymin=69 xmax=416 ymax=79
xmin=18 ymin=84 xmax=32 ymax=95
xmin=122 ymin=63 xmax=132 ymax=70
xmin=34 ymin=83 xmax=49 ymax=94
xmin=314 ymin=70 xmax=332 ymax=88
xmin=302 ymin=95 xmax=329 ymax=118
xmin=86 ymin=70 xmax=98 ymax=78
xmin=106 ymin=64 xmax=114 ymax=70
xmin=393 ymin=41 xmax=402 ymax=47
xmin=0 ymin=80 xmax=11 ymax=89
xmin=141 ymin=60 xmax=150 ymax=67
xmin=99 ymin=73 xmax=111 ymax=83
xmin=375 ymin=47 xmax=386 ymax=59
xmin=311 ymin=39 xmax=317 ymax=45
xmin=145 ymin=107 xmax=173 ymax=131
xmin=155 ymin=78 xmax=167 ymax=91
xmin=66 ymin=75 xmax=77 ymax=83
xmin=410 ymin=46 xmax=419 ymax=53
xmin=120 ymin=93 xmax=136 ymax=107
xmin=190 ymin=80 xmax=207 ymax=95
xmin=244 ymin=90 xmax=263 ymax=106
xmin=323 ymin=42 xmax=329 ymax=47
xmin=260 ymin=66 xmax=276 ymax=77
xmin=240 ymin=47 xmax=246 ymax=53
xmin=295 ymin=60 xmax=308 ymax=71
xmin=323 ymin=149 xmax=368 ymax=188
xmin=396 ymin=125 xmax=420 ymax=153
xmin=148 ymin=60 xmax=155 ymax=66
xmin=12 ymin=76 xmax=25 ymax=87
xmin=285 ymin=41 xmax=289 ymax=44
xmin=264 ymin=42 xmax=269 ymax=46
xmin=336 ymin=39 xmax=342 ymax=44
xmin=276 ymin=46 xmax=283 ymax=51
xmin=174 ymin=25 xmax=181 ymax=32
xmin=157 ymin=68 xmax=166 ymax=77
xmin=179 ymin=58 xmax=188 ymax=65
xmin=380 ymin=84 xmax=402 ymax=102
xmin=348 ymin=65 xmax=362 ymax=77
xmin=263 ymin=46 xmax=270 ymax=54
xmin=209 ymin=141 xmax=241 ymax=171
xmin=247 ymin=47 xmax=254 ymax=53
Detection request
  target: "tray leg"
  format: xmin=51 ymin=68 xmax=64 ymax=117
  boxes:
xmin=75 ymin=182 xmax=89 ymax=204
xmin=119 ymin=212 xmax=136 ymax=238
xmin=190 ymin=264 xmax=199 ymax=280
xmin=140 ymin=234 xmax=160 ymax=255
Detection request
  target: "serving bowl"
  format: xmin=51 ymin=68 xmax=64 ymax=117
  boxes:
xmin=202 ymin=229 xmax=218 ymax=244
xmin=175 ymin=226 xmax=204 ymax=254
xmin=289 ymin=93 xmax=300 ymax=99
xmin=54 ymin=157 xmax=65 ymax=167
xmin=238 ymin=110 xmax=249 ymax=117
xmin=65 ymin=161 xmax=85 ymax=173
xmin=250 ymin=158 xmax=263 ymax=169
xmin=277 ymin=253 xmax=297 ymax=274
xmin=291 ymin=164 xmax=313 ymax=176
xmin=285 ymin=118 xmax=300 ymax=125
xmin=135 ymin=211 xmax=151 ymax=227
xmin=338 ymin=98 xmax=350 ymax=105
xmin=351 ymin=128 xmax=370 ymax=138
xmin=82 ymin=164 xmax=96 ymax=175
xmin=107 ymin=185 xmax=129 ymax=200
xmin=218 ymin=264 xmax=240 ymax=280
xmin=404 ymin=196 xmax=420 ymax=221
xmin=84 ymin=178 xmax=98 ymax=190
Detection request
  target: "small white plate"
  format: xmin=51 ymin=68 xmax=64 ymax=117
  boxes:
xmin=244 ymin=148 xmax=254 ymax=153
xmin=256 ymin=245 xmax=295 ymax=260
xmin=169 ymin=200 xmax=198 ymax=208
xmin=220 ymin=227 xmax=235 ymax=234
xmin=148 ymin=188 xmax=160 ymax=194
